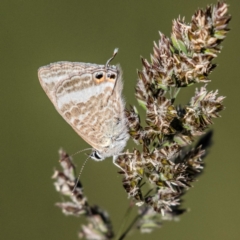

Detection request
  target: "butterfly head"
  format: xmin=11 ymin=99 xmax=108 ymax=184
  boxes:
xmin=90 ymin=150 xmax=105 ymax=161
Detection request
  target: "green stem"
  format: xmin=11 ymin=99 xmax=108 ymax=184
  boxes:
xmin=171 ymin=87 xmax=181 ymax=104
xmin=118 ymin=215 xmax=140 ymax=240
xmin=115 ymin=201 xmax=134 ymax=240
xmin=117 ymin=207 xmax=148 ymax=240
xmin=169 ymin=86 xmax=172 ymax=99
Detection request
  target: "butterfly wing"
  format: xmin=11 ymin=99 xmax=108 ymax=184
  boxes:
xmin=38 ymin=61 xmax=121 ymax=151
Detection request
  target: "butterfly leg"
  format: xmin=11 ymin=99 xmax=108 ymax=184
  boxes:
xmin=112 ymin=155 xmax=125 ymax=172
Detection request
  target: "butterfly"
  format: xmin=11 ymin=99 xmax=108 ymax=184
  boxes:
xmin=38 ymin=49 xmax=129 ymax=162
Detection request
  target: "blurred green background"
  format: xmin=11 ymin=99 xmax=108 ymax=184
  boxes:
xmin=0 ymin=0 xmax=239 ymax=239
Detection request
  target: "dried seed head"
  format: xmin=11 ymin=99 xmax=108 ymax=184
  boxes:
xmin=120 ymin=2 xmax=229 ymax=219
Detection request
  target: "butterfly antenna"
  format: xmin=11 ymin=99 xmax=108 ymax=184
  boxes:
xmin=70 ymin=148 xmax=93 ymax=158
xmin=106 ymin=48 xmax=118 ymax=68
xmin=59 ymin=148 xmax=92 ymax=164
xmin=72 ymin=155 xmax=91 ymax=193
xmin=108 ymin=48 xmax=120 ymax=99
xmin=105 ymin=48 xmax=120 ymax=148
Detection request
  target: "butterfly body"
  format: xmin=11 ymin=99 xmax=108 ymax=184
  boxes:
xmin=38 ymin=54 xmax=129 ymax=161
